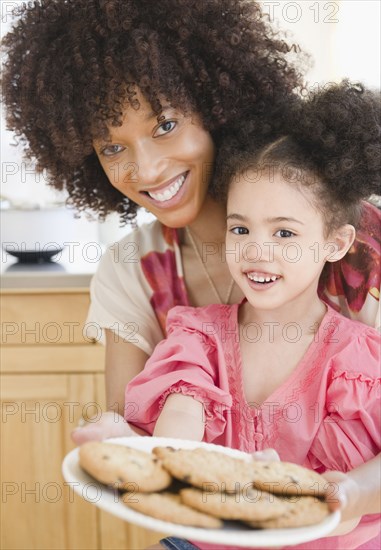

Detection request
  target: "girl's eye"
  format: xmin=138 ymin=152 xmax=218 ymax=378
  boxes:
xmin=100 ymin=144 xmax=125 ymax=157
xmin=274 ymin=229 xmax=295 ymax=238
xmin=153 ymin=120 xmax=176 ymax=137
xmin=230 ymin=227 xmax=249 ymax=235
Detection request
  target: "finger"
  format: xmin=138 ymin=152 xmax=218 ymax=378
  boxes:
xmin=77 ymin=416 xmax=87 ymax=428
xmin=321 ymin=471 xmax=350 ymax=513
xmin=251 ymin=448 xmax=280 ymax=462
xmin=71 ymin=426 xmax=103 ymax=445
xmin=71 ymin=424 xmax=105 ymax=445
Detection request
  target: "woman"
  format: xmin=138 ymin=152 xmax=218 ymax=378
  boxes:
xmin=2 ymin=0 xmax=379 ymax=432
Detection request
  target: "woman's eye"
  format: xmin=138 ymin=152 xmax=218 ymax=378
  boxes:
xmin=153 ymin=120 xmax=176 ymax=137
xmin=274 ymin=229 xmax=295 ymax=238
xmin=100 ymin=144 xmax=125 ymax=157
xmin=230 ymin=227 xmax=249 ymax=235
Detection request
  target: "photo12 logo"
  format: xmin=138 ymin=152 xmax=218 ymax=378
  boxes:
xmin=262 ymin=2 xmax=339 ymax=24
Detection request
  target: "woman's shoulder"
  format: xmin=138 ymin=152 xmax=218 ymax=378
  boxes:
xmin=98 ymin=220 xmax=177 ymax=271
xmin=111 ymin=219 xmax=176 ymax=255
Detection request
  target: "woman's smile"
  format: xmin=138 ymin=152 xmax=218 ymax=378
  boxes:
xmin=141 ymin=171 xmax=189 ymax=206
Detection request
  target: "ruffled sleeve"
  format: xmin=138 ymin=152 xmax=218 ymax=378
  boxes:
xmin=309 ymin=328 xmax=381 ymax=472
xmin=124 ymin=305 xmax=233 ymax=440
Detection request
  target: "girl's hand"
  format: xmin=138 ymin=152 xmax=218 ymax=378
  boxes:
xmin=251 ymin=448 xmax=281 ymax=462
xmin=71 ymin=411 xmax=135 ymax=445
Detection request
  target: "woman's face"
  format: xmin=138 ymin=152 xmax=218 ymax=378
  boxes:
xmin=93 ymin=92 xmax=215 ymax=228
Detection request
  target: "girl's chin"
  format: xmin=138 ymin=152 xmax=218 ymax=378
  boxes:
xmin=244 ymin=297 xmax=283 ymax=313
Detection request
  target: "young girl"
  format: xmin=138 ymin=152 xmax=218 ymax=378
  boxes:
xmin=2 ymin=1 xmax=380 ymax=438
xmin=123 ymin=82 xmax=381 ymax=549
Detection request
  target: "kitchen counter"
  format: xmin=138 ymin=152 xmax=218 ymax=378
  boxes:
xmin=1 ymin=242 xmax=102 ymax=289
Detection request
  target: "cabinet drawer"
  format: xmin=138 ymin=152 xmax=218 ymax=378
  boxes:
xmin=1 ymin=290 xmax=96 ymax=345
xmin=1 ymin=345 xmax=105 ymax=374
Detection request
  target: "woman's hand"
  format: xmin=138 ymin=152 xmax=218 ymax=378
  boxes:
xmin=71 ymin=411 xmax=136 ymax=445
xmin=321 ymin=470 xmax=361 ymax=536
xmin=323 ymin=470 xmax=360 ymax=521
xmin=322 ymin=455 xmax=381 ymax=536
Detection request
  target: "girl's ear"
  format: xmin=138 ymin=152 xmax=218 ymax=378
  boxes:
xmin=326 ymin=224 xmax=356 ymax=262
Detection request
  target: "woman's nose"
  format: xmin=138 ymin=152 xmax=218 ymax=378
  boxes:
xmin=132 ymin=142 xmax=165 ymax=187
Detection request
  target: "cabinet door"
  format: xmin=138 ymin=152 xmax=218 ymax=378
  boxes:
xmin=1 ymin=373 xmax=98 ymax=550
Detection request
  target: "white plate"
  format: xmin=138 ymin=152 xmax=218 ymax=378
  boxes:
xmin=62 ymin=437 xmax=340 ymax=548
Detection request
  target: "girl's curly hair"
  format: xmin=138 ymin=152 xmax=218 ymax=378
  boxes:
xmin=1 ymin=0 xmax=304 ymax=223
xmin=217 ymin=80 xmax=381 ymax=234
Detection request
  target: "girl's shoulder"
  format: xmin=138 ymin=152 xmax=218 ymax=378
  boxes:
xmin=327 ymin=305 xmax=380 ymax=340
xmin=166 ymin=303 xmax=235 ymax=335
xmin=324 ymin=306 xmax=380 ymax=380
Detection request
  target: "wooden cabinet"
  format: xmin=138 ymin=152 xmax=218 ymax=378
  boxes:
xmin=0 ymin=288 xmax=165 ymax=550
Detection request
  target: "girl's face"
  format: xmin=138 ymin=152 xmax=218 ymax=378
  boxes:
xmin=93 ymin=92 xmax=215 ymax=228
xmin=226 ymin=170 xmax=347 ymax=314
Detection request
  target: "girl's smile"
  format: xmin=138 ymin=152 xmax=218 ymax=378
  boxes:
xmin=245 ymin=270 xmax=282 ymax=290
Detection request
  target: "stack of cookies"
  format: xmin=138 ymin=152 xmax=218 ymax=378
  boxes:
xmin=79 ymin=442 xmax=330 ymax=530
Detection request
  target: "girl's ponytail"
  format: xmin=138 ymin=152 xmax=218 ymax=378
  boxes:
xmin=287 ymin=80 xmax=380 ymax=204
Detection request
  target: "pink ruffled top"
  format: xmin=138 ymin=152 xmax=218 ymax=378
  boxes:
xmin=125 ymin=303 xmax=381 ymax=549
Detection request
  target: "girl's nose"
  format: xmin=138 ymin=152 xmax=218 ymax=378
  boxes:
xmin=242 ymin=236 xmax=277 ymax=263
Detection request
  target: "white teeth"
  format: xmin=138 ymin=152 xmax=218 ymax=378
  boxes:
xmin=148 ymin=174 xmax=186 ymax=202
xmin=247 ymin=273 xmax=279 ymax=283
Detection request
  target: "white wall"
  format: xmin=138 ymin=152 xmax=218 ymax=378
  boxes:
xmin=1 ymin=1 xmax=379 ymax=242
xmin=259 ymin=0 xmax=380 ymax=88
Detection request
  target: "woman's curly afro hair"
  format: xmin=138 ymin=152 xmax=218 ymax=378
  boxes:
xmin=217 ymin=80 xmax=381 ymax=233
xmin=1 ymin=0 xmax=304 ymax=223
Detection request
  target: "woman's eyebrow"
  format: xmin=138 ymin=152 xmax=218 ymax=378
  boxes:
xmin=145 ymin=105 xmax=172 ymax=120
